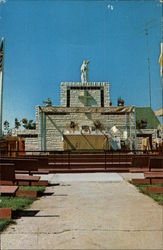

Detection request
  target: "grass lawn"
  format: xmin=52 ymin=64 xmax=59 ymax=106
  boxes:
xmin=0 ymin=196 xmax=35 ymax=210
xmin=0 ymin=185 xmax=46 ymax=232
xmin=0 ymin=219 xmax=12 ymax=232
xmin=132 ymin=183 xmax=163 ymax=205
xmin=19 ymin=185 xmax=46 ymax=193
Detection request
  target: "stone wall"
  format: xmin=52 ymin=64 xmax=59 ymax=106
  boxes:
xmin=136 ymin=129 xmax=158 ymax=150
xmin=37 ymin=107 xmax=136 ymax=151
xmin=13 ymin=128 xmax=39 ymax=152
xmin=61 ymin=82 xmax=110 ymax=107
xmin=25 ymin=137 xmax=39 ymax=152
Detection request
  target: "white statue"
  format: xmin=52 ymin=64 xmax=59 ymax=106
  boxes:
xmin=81 ymin=60 xmax=89 ymax=84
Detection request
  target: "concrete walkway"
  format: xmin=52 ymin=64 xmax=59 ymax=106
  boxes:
xmin=1 ymin=173 xmax=163 ymax=249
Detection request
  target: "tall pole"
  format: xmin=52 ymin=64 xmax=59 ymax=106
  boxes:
xmin=0 ymin=37 xmax=5 ymax=139
xmin=161 ymin=8 xmax=163 ymax=134
xmin=137 ymin=20 xmax=156 ymax=108
xmin=145 ymin=28 xmax=152 ymax=108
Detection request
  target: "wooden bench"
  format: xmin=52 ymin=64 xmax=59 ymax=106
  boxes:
xmin=0 ymin=208 xmax=12 ymax=219
xmin=129 ymin=168 xmax=148 ymax=173
xmin=0 ymin=158 xmax=38 ymax=174
xmin=0 ymin=163 xmax=15 ymax=185
xmin=37 ymin=158 xmax=49 ymax=168
xmin=15 ymin=174 xmax=40 ymax=186
xmin=16 ymin=189 xmax=37 ymax=198
xmin=48 ymin=154 xmax=132 ymax=162
xmin=0 ymin=163 xmax=15 ymax=179
xmin=15 ymin=169 xmax=49 ymax=175
xmin=144 ymin=172 xmax=163 ymax=178
xmin=148 ymin=158 xmax=163 ymax=171
xmin=48 ymin=161 xmax=131 ymax=172
xmin=144 ymin=171 xmax=163 ymax=184
xmin=130 ymin=156 xmax=149 ymax=171
xmin=0 ymin=185 xmax=18 ymax=196
xmin=0 ymin=180 xmax=14 ymax=185
xmin=131 ymin=179 xmax=150 ymax=185
xmin=146 ymin=186 xmax=163 ymax=194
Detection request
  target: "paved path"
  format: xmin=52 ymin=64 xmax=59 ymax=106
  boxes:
xmin=1 ymin=173 xmax=163 ymax=249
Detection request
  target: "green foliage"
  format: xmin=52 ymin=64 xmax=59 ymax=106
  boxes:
xmin=3 ymin=120 xmax=9 ymax=130
xmin=19 ymin=185 xmax=45 ymax=193
xmin=21 ymin=118 xmax=36 ymax=129
xmin=0 ymin=186 xmax=45 ymax=232
xmin=132 ymin=183 xmax=163 ymax=205
xmin=0 ymin=196 xmax=34 ymax=232
xmin=14 ymin=118 xmax=21 ymax=129
xmin=0 ymin=219 xmax=11 ymax=232
xmin=0 ymin=197 xmax=34 ymax=211
xmin=3 ymin=120 xmax=11 ymax=135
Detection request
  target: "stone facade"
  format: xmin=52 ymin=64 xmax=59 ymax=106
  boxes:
xmin=25 ymin=137 xmax=38 ymax=152
xmin=61 ymin=82 xmax=110 ymax=107
xmin=37 ymin=106 xmax=136 ymax=151
xmin=15 ymin=80 xmax=160 ymax=152
xmin=136 ymin=129 xmax=158 ymax=150
xmin=12 ymin=129 xmax=39 ymax=152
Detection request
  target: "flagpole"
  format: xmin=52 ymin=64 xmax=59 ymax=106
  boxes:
xmin=161 ymin=5 xmax=163 ymax=138
xmin=0 ymin=37 xmax=5 ymax=139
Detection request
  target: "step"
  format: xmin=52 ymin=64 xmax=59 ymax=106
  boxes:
xmin=48 ymin=162 xmax=131 ymax=168
xmin=144 ymin=172 xmax=163 ymax=178
xmin=47 ymin=168 xmax=129 ymax=173
xmin=129 ymin=168 xmax=148 ymax=173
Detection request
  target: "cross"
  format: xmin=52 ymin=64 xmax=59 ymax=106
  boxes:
xmin=79 ymin=90 xmax=92 ymax=106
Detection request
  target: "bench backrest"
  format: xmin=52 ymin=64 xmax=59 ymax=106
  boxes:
xmin=0 ymin=158 xmax=38 ymax=171
xmin=0 ymin=163 xmax=15 ymax=181
xmin=132 ymin=156 xmax=149 ymax=168
xmin=149 ymin=158 xmax=163 ymax=170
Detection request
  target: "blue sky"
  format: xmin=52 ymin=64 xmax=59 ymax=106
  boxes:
xmin=0 ymin=0 xmax=162 ymax=127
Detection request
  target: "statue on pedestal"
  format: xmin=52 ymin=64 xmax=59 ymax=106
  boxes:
xmin=43 ymin=98 xmax=52 ymax=107
xmin=81 ymin=60 xmax=89 ymax=84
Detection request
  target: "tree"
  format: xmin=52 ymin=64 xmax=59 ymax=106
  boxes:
xmin=3 ymin=120 xmax=11 ymax=135
xmin=21 ymin=118 xmax=36 ymax=129
xmin=14 ymin=118 xmax=21 ymax=129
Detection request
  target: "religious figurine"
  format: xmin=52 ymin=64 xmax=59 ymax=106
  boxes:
xmin=81 ymin=60 xmax=89 ymax=84
xmin=43 ymin=98 xmax=52 ymax=107
xmin=117 ymin=97 xmax=125 ymax=106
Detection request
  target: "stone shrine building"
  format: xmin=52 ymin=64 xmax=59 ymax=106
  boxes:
xmin=35 ymin=61 xmax=136 ymax=151
xmin=15 ymin=61 xmax=160 ymax=152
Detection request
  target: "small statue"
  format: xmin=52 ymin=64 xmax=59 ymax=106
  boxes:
xmin=117 ymin=97 xmax=124 ymax=106
xmin=81 ymin=60 xmax=89 ymax=84
xmin=43 ymin=98 xmax=52 ymax=107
